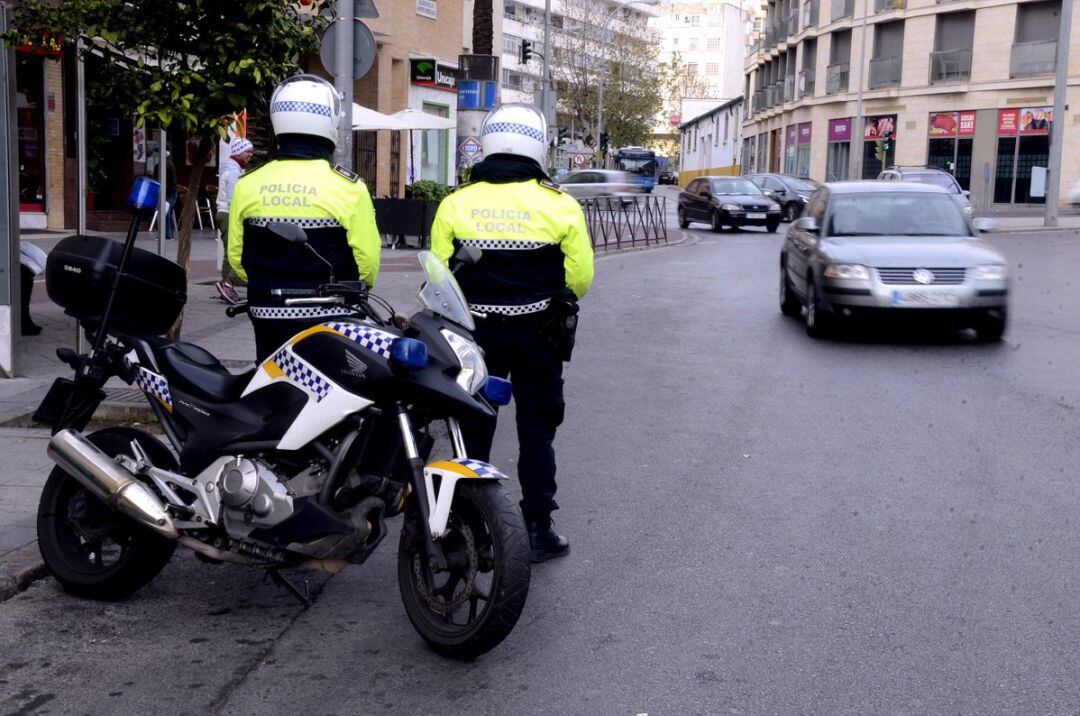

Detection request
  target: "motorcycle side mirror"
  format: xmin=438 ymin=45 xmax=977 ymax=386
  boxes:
xmin=266 ymin=221 xmax=309 ymax=244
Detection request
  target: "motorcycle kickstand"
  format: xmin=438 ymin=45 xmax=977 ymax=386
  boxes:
xmin=266 ymin=568 xmax=312 ymax=608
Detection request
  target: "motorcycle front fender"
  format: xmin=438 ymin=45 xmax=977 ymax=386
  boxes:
xmin=423 ymin=458 xmax=509 ymax=538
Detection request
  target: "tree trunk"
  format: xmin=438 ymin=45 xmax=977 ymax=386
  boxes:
xmin=166 ymin=134 xmax=214 ymax=341
xmin=472 ymin=0 xmax=493 ymax=55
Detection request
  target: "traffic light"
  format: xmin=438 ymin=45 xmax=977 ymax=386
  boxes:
xmin=882 ymin=128 xmax=894 ymax=153
xmin=600 ymin=132 xmax=608 ymax=152
xmin=520 ymin=40 xmax=533 ymax=64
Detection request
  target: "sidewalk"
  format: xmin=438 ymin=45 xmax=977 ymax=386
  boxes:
xmin=984 ymin=214 xmax=1080 ymax=233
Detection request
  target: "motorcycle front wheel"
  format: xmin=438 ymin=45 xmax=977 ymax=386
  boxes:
xmin=397 ymin=482 xmax=531 ymax=659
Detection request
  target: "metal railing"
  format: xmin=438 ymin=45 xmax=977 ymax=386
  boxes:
xmin=753 ymin=89 xmax=766 ymax=113
xmin=771 ymin=81 xmax=783 ymax=106
xmin=930 ymin=48 xmax=971 ymax=83
xmin=804 ymin=0 xmax=819 ymax=27
xmin=875 ymin=0 xmax=904 ymax=11
xmin=580 ymin=196 xmax=668 ymax=251
xmin=826 ymin=62 xmax=849 ymax=93
xmin=747 ymin=38 xmax=762 ymax=57
xmin=868 ymin=56 xmax=902 ymax=88
xmin=784 ymin=74 xmax=796 ymax=102
xmin=788 ymin=9 xmax=799 ymax=35
xmin=1010 ymin=40 xmax=1056 ymax=77
xmin=831 ymin=0 xmax=853 ymax=21
xmin=772 ymin=21 xmax=785 ymax=44
xmin=799 ymin=68 xmax=816 ymax=97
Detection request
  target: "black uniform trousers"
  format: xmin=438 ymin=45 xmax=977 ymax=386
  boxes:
xmin=462 ymin=311 xmax=565 ymax=523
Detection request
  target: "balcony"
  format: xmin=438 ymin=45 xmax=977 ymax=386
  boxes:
xmin=1010 ymin=40 xmax=1057 ymax=77
xmin=788 ymin=10 xmax=799 ymax=36
xmin=826 ymin=62 xmax=849 ymax=93
xmin=874 ymin=0 xmax=905 ymax=12
xmin=799 ymin=68 xmax=816 ymax=97
xmin=831 ymin=0 xmax=853 ymax=22
xmin=784 ymin=75 xmax=796 ymax=102
xmin=770 ymin=82 xmax=783 ymax=107
xmin=803 ymin=0 xmax=818 ymax=28
xmin=753 ymin=89 xmax=766 ymax=114
xmin=765 ymin=22 xmax=777 ymax=48
xmin=747 ymin=38 xmax=762 ymax=57
xmin=868 ymin=56 xmax=902 ymax=88
xmin=772 ymin=21 xmax=785 ymax=45
xmin=929 ymin=48 xmax=971 ymax=83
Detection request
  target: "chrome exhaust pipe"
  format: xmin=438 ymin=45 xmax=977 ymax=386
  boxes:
xmin=47 ymin=429 xmax=179 ymax=539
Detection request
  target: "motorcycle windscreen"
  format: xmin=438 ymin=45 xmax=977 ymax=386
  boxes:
xmin=417 ymin=250 xmax=474 ymax=331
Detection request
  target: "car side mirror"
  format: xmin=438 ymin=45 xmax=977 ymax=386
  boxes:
xmin=764 ymin=190 xmax=777 ymax=198
xmin=793 ymin=216 xmax=819 ymax=233
xmin=972 ymin=217 xmax=998 ymax=233
xmin=962 ymin=189 xmax=971 ymax=197
xmin=266 ymin=221 xmax=308 ymax=244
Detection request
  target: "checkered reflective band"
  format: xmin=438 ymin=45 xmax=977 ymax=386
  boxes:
xmin=135 ymin=367 xmax=172 ymax=411
xmin=450 ymin=458 xmax=508 ymax=479
xmin=249 ymin=306 xmax=355 ymax=320
xmin=272 ymin=347 xmax=332 ymax=402
xmin=481 ymin=121 xmax=545 ymax=143
xmin=458 ymin=238 xmax=551 ymax=251
xmin=471 ymin=299 xmax=551 ymax=317
xmin=245 ymin=217 xmax=342 ymax=229
xmin=271 ymin=100 xmax=333 ymax=118
xmin=328 ymin=322 xmax=396 ymax=359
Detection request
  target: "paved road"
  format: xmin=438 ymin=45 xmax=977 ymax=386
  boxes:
xmin=4 ymin=219 xmax=1080 ymax=714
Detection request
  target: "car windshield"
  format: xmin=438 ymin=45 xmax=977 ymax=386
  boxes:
xmin=786 ymin=177 xmax=820 ymax=192
xmin=710 ymin=178 xmax=761 ymax=195
xmin=417 ymin=250 xmax=474 ymax=330
xmin=827 ymin=193 xmax=970 ymax=237
xmin=905 ymin=173 xmax=959 ymax=193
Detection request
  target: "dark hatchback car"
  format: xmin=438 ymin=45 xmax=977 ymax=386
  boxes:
xmin=745 ymin=173 xmax=821 ymax=222
xmin=779 ymin=182 xmax=1007 ymax=340
xmin=678 ymin=176 xmax=782 ymax=233
xmin=878 ymin=166 xmax=972 ymax=216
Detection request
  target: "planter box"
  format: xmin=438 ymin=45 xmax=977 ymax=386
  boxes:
xmin=373 ymin=198 xmax=441 ymax=249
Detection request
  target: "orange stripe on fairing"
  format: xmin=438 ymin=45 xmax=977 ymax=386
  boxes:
xmin=263 ymin=360 xmax=286 ymax=380
xmin=289 ymin=325 xmax=339 ymax=345
xmin=157 ymin=395 xmax=173 ymax=413
xmin=426 ymin=460 xmax=480 ymax=478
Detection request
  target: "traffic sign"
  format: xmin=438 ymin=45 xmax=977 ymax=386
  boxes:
xmin=573 ymin=153 xmax=585 ymax=166
xmin=319 ymin=19 xmax=377 ymax=79
xmin=460 ymin=136 xmax=482 ymax=158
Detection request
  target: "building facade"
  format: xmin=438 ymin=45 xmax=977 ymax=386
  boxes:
xmin=679 ymin=96 xmax=745 ymax=181
xmin=654 ymin=0 xmax=754 ymax=101
xmin=743 ymin=0 xmax=1080 ymax=211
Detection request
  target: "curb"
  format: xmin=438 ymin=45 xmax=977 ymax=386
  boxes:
xmin=0 ymin=542 xmax=47 ymax=602
xmin=594 ymin=230 xmax=696 ymax=259
xmin=986 ymin=226 xmax=1080 ymax=235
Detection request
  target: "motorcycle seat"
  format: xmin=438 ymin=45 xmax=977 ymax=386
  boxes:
xmin=155 ymin=342 xmax=254 ymax=403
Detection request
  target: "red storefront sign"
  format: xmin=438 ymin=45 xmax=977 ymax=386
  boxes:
xmin=864 ymin=115 xmax=897 ymax=140
xmin=997 ymin=109 xmax=1019 ymax=134
xmin=929 ymin=111 xmax=977 ymax=137
xmin=798 ymin=122 xmax=812 ymax=144
xmin=786 ymin=124 xmax=797 ymax=146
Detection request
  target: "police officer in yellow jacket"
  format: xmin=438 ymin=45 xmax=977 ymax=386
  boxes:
xmin=431 ymin=104 xmax=594 ymax=562
xmin=228 ymin=75 xmax=380 ymax=361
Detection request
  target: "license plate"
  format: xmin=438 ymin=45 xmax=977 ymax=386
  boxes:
xmin=891 ymin=290 xmax=960 ymax=307
xmin=746 ymin=212 xmax=766 ymax=219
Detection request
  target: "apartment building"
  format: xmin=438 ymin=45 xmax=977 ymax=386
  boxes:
xmin=679 ymin=96 xmax=746 ymax=181
xmin=743 ymin=0 xmax=1080 ymax=211
xmin=655 ymin=0 xmax=755 ymax=100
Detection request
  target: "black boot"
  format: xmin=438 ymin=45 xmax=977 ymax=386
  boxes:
xmin=527 ymin=518 xmax=569 ymax=563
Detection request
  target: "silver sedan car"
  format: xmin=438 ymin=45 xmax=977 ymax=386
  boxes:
xmin=779 ymin=181 xmax=1008 ymax=340
xmin=557 ymin=169 xmax=644 ymax=199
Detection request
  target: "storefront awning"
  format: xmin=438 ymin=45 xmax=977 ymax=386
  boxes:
xmin=390 ymin=108 xmax=455 ymax=130
xmin=352 ymin=103 xmax=407 ymax=131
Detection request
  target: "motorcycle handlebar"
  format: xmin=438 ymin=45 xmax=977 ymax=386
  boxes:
xmin=225 ymin=303 xmax=249 ymax=318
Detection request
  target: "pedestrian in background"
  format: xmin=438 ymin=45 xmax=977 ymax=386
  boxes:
xmin=215 ymin=137 xmax=254 ymax=304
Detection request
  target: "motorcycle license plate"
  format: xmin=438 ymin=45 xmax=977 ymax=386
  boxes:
xmin=891 ymin=290 xmax=960 ymax=307
xmin=746 ymin=212 xmax=767 ymax=219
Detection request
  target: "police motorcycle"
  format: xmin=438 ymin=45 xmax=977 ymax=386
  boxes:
xmin=32 ymin=178 xmax=530 ymax=659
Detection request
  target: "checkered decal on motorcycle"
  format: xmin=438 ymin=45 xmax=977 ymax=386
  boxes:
xmin=459 ymin=238 xmax=550 ymax=250
xmin=272 ymin=348 xmax=332 ymax=402
xmin=135 ymin=367 xmax=172 ymax=411
xmin=328 ymin=322 xmax=396 ymax=360
xmin=250 ymin=306 xmax=354 ymax=319
xmin=449 ymin=458 xmax=508 ymax=480
xmin=271 ymin=100 xmax=332 ymax=118
xmin=482 ymin=121 xmax=545 ymax=143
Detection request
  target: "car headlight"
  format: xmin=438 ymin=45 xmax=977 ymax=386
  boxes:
xmin=973 ymin=264 xmax=1007 ymax=280
xmin=720 ymin=203 xmax=742 ymax=212
xmin=824 ymin=264 xmax=871 ymax=280
xmin=440 ymin=329 xmax=488 ymax=395
xmin=768 ymin=201 xmax=781 ymax=211
xmin=797 ymin=193 xmax=811 ymax=201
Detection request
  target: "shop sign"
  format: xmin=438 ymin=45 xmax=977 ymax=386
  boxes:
xmin=828 ymin=118 xmax=851 ymax=142
xmin=457 ymin=79 xmax=499 ymax=111
xmin=997 ymin=108 xmax=1050 ymax=135
xmin=863 ymin=114 xmax=897 ymax=140
xmin=929 ymin=111 xmax=977 ymax=137
xmin=786 ymin=124 xmax=797 ymax=146
xmin=798 ymin=122 xmax=812 ymax=145
xmin=410 ymin=59 xmax=457 ymax=91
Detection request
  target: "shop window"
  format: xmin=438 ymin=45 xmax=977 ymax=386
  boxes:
xmin=420 ymin=102 xmax=449 ymax=184
xmin=826 ymin=142 xmax=849 ymax=181
xmin=993 ymin=108 xmax=1052 ymax=203
xmin=16 ymin=54 xmax=46 ymax=212
xmin=927 ymin=137 xmax=973 ymax=191
xmin=796 ymin=145 xmax=811 ymax=178
xmin=994 ymin=137 xmax=1016 ymax=204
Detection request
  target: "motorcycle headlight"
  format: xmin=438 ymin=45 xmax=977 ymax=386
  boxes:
xmin=720 ymin=203 xmax=742 ymax=212
xmin=824 ymin=264 xmax=871 ymax=280
xmin=440 ymin=329 xmax=488 ymax=395
xmin=974 ymin=264 xmax=1007 ymax=280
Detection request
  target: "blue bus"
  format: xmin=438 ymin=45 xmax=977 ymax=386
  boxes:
xmin=614 ymin=147 xmax=658 ymax=193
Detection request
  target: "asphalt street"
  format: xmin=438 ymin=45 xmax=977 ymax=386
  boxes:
xmin=4 ymin=212 xmax=1080 ymax=714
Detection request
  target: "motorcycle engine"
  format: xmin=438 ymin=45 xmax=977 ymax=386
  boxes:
xmin=218 ymin=457 xmax=294 ymax=535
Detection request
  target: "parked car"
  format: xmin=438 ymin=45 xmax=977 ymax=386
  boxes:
xmin=877 ymin=166 xmax=972 ymax=215
xmin=658 ymin=170 xmax=677 ymax=185
xmin=745 ymin=173 xmax=821 ymax=222
xmin=558 ymin=169 xmax=643 ymax=199
xmin=678 ymin=176 xmax=782 ymax=232
xmin=779 ymin=181 xmax=1007 ymax=340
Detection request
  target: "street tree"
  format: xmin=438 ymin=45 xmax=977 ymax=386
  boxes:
xmin=551 ymin=0 xmax=662 ymax=150
xmin=652 ymin=52 xmax=714 ymax=167
xmin=4 ymin=0 xmax=329 ymax=338
xmin=472 ymin=0 xmax=494 ymax=55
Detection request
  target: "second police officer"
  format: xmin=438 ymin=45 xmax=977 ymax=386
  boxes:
xmin=228 ymin=75 xmax=381 ymax=361
xmin=431 ymin=104 xmax=595 ymax=563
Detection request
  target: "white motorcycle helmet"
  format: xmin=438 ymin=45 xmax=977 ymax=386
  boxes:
xmin=480 ymin=104 xmax=547 ymax=167
xmin=270 ymin=74 xmax=342 ymax=147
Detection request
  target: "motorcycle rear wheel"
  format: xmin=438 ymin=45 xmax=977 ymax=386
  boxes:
xmin=397 ymin=482 xmax=530 ymax=659
xmin=37 ymin=428 xmax=177 ymax=600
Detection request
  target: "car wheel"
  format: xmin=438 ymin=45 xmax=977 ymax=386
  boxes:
xmin=784 ymin=203 xmax=799 ymax=222
xmin=974 ymin=308 xmax=1007 ymax=342
xmin=766 ymin=219 xmax=781 ymax=233
xmin=710 ymin=210 xmax=723 ymax=233
xmin=677 ymin=207 xmax=690 ymax=229
xmin=779 ymin=261 xmax=800 ymax=317
xmin=805 ymin=280 xmax=834 ymax=338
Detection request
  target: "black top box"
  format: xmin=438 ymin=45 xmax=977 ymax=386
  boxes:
xmin=45 ymin=235 xmax=187 ymax=335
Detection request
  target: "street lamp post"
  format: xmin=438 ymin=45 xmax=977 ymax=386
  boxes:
xmin=595 ymin=0 xmax=658 ymax=167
